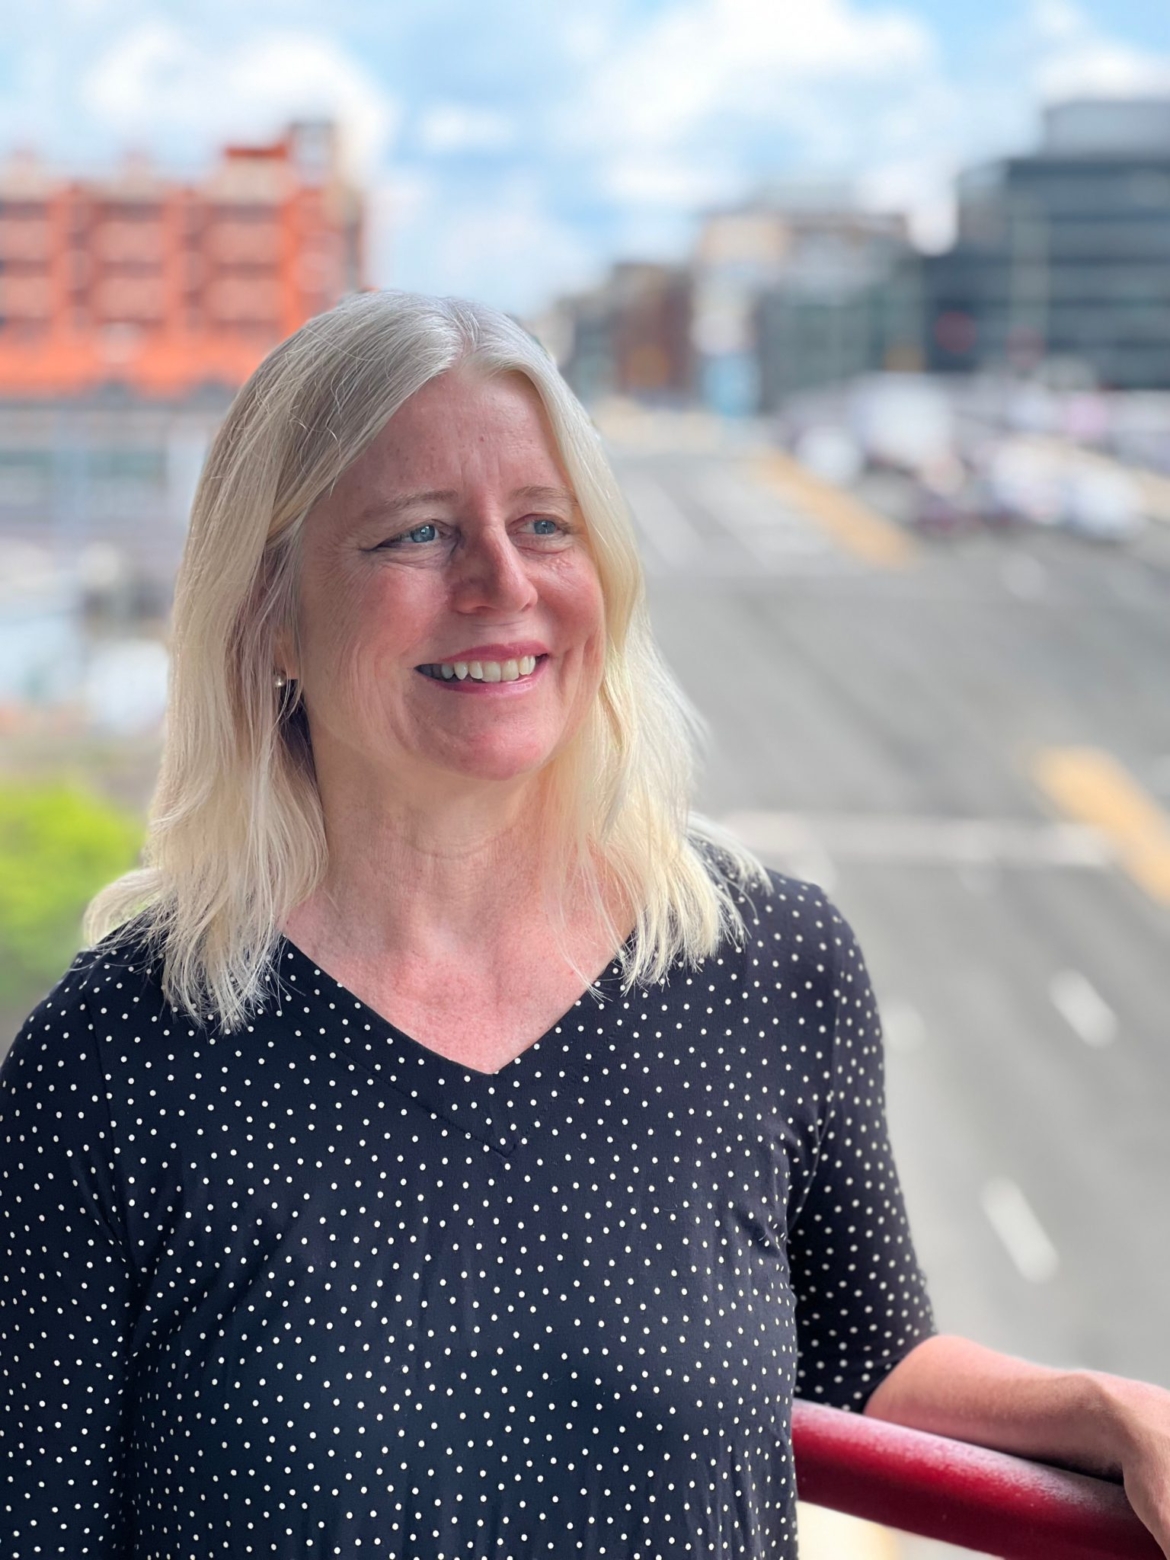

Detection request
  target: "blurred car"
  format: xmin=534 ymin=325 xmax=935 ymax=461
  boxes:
xmin=792 ymin=424 xmax=864 ymax=486
xmin=908 ymin=455 xmax=981 ymax=538
xmin=910 ymin=483 xmax=975 ymax=537
xmin=848 ymin=375 xmax=956 ymax=475
xmin=985 ymin=441 xmax=1065 ymax=528
xmin=982 ymin=438 xmax=1146 ymax=542
xmin=1062 ymin=466 xmax=1146 ymax=543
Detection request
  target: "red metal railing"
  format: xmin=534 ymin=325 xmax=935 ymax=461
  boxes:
xmin=792 ymin=1400 xmax=1162 ymax=1560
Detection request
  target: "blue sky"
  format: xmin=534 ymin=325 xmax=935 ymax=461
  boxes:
xmin=2 ymin=0 xmax=1168 ymax=316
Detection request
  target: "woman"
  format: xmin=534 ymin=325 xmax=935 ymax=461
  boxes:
xmin=1 ymin=290 xmax=1167 ymax=1560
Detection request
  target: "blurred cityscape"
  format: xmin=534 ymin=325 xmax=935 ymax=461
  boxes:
xmin=0 ymin=74 xmax=1169 ymax=1560
xmin=547 ymin=98 xmax=1170 ymax=408
xmin=3 ymin=98 xmax=1168 ymax=768
xmin=538 ymin=95 xmax=1170 ymax=563
xmin=0 ymin=116 xmax=367 ymax=1024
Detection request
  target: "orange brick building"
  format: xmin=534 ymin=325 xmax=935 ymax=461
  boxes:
xmin=0 ymin=120 xmax=365 ymax=399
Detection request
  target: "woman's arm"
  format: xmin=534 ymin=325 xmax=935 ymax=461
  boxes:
xmin=864 ymin=1333 xmax=1170 ymax=1557
xmin=0 ymin=972 xmax=138 ymax=1559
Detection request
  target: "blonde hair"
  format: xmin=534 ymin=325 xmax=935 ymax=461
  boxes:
xmin=84 ymin=290 xmax=766 ymax=1029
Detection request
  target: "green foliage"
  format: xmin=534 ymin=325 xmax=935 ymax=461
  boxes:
xmin=0 ymin=781 xmax=143 ymax=1003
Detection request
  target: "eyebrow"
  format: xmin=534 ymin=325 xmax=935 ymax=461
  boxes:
xmin=355 ymin=485 xmax=579 ymax=525
xmin=356 ymin=489 xmax=455 ymax=523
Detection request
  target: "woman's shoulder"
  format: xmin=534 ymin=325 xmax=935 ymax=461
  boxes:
xmin=6 ymin=921 xmax=167 ymax=1062
xmin=692 ymin=833 xmax=833 ymax=925
xmin=0 ymin=926 xmax=171 ymax=1184
xmin=740 ymin=869 xmax=845 ymax=964
xmin=691 ymin=834 xmax=862 ymax=978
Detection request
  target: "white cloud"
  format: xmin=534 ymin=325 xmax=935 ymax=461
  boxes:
xmin=1031 ymin=0 xmax=1085 ymax=43
xmin=81 ymin=22 xmax=400 ymax=176
xmin=566 ymin=0 xmax=936 ymax=154
xmin=416 ymin=104 xmax=517 ymax=154
xmin=601 ymin=155 xmax=738 ymax=209
xmin=9 ymin=0 xmax=1170 ymax=319
xmin=541 ymin=0 xmax=1170 ymax=293
xmin=1036 ymin=39 xmax=1170 ymax=102
xmin=855 ymin=0 xmax=1170 ymax=250
xmin=857 ymin=155 xmax=959 ymax=250
xmin=384 ymin=175 xmax=601 ymax=314
xmin=545 ymin=0 xmax=953 ymax=262
xmin=1004 ymin=0 xmax=1170 ymax=103
xmin=561 ymin=16 xmax=615 ymax=65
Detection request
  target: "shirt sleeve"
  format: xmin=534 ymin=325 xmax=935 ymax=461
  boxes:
xmin=788 ymin=896 xmax=936 ymax=1410
xmin=0 ymin=959 xmax=138 ymax=1558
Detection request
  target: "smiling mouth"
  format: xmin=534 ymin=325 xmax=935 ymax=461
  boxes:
xmin=416 ymin=654 xmax=546 ymax=685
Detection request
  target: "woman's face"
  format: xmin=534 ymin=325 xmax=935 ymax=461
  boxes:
xmin=283 ymin=369 xmax=606 ymax=806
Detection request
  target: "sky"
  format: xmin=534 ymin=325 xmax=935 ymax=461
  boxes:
xmin=1 ymin=0 xmax=1169 ymax=317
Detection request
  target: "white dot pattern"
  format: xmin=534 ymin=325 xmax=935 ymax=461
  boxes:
xmin=0 ymin=870 xmax=934 ymax=1558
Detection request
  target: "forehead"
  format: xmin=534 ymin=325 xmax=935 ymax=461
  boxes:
xmin=356 ymin=370 xmax=568 ymax=488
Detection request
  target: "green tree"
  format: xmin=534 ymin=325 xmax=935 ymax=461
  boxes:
xmin=0 ymin=781 xmax=143 ymax=1004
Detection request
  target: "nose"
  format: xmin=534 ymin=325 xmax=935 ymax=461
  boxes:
xmin=450 ymin=523 xmax=538 ymax=616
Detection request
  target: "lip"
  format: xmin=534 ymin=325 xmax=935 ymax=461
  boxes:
xmin=419 ymin=641 xmax=550 ymax=665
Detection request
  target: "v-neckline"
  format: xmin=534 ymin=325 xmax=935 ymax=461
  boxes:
xmin=275 ymin=930 xmax=634 ymax=1075
xmin=270 ymin=932 xmax=633 ymax=1155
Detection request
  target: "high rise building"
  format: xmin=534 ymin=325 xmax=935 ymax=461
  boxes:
xmin=551 ymin=262 xmax=694 ymax=407
xmin=926 ymin=98 xmax=1170 ymax=388
xmin=691 ymin=190 xmax=920 ymax=416
xmin=0 ymin=120 xmax=364 ymax=399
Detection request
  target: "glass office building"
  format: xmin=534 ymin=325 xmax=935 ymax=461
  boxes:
xmin=926 ymin=99 xmax=1170 ymax=388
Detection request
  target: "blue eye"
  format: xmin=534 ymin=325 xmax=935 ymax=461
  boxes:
xmin=531 ymin=518 xmax=562 ymax=535
xmin=404 ymin=523 xmax=438 ymax=544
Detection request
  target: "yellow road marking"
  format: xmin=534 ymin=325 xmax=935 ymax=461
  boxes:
xmin=754 ymin=452 xmax=917 ymax=568
xmin=1032 ymin=747 xmax=1170 ymax=904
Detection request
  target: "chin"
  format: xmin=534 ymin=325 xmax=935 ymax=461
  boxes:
xmin=437 ymin=737 xmax=560 ymax=787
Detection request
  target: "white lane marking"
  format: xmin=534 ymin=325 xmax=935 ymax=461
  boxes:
xmin=1049 ymin=970 xmax=1118 ymax=1048
xmin=882 ymin=1001 xmax=927 ymax=1053
xmin=695 ymin=469 xmax=833 ymax=564
xmin=720 ymin=812 xmax=838 ymax=891
xmin=981 ymin=1177 xmax=1060 ymax=1284
xmin=620 ymin=473 xmax=705 ymax=566
xmin=721 ymin=810 xmax=1113 ymax=869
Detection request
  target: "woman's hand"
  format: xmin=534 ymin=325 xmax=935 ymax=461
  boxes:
xmin=1101 ymin=1375 xmax=1170 ymax=1557
xmin=864 ymin=1334 xmax=1170 ymax=1558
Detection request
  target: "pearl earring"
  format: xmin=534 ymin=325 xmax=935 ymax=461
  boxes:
xmin=274 ymin=672 xmax=288 ymax=690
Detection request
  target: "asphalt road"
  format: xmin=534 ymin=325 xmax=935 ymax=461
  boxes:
xmin=610 ymin=430 xmax=1170 ymax=1397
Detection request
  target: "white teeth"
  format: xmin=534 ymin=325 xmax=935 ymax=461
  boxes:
xmin=432 ymin=656 xmax=541 ymax=682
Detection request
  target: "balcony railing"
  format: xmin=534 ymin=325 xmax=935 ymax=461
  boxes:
xmin=792 ymin=1400 xmax=1161 ymax=1560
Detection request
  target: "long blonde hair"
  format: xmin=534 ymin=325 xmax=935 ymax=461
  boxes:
xmin=84 ymin=290 xmax=765 ymax=1029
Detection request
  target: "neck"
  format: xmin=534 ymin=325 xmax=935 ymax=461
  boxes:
xmin=285 ymin=767 xmax=572 ymax=963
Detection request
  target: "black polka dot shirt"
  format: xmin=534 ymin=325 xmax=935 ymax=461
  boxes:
xmin=0 ymin=870 xmax=934 ymax=1558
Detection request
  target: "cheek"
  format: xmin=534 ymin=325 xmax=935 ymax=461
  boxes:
xmin=551 ymin=555 xmax=606 ymax=645
xmin=552 ymin=565 xmax=607 ymax=704
xmin=301 ymin=569 xmax=431 ymax=687
xmin=578 ymin=580 xmax=608 ymax=684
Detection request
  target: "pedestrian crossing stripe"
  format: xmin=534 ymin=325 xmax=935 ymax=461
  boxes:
xmin=754 ymin=451 xmax=917 ymax=569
